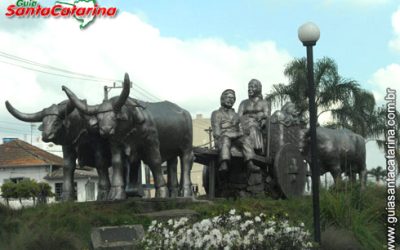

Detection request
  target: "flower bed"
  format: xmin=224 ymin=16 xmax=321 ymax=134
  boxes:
xmin=141 ymin=209 xmax=313 ymax=249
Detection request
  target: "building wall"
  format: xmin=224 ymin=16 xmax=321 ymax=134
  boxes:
xmin=193 ymin=114 xmax=213 ymax=149
xmin=0 ymin=165 xmax=51 ymax=208
xmin=46 ymin=178 xmax=99 ymax=202
xmin=191 ymin=114 xmax=212 ymax=195
xmin=76 ymin=178 xmax=98 ymax=201
xmin=0 ymin=165 xmax=51 ymax=187
xmin=0 ymin=165 xmax=99 ymax=208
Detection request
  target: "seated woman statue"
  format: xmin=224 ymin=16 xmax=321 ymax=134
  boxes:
xmin=238 ymin=79 xmax=270 ymax=154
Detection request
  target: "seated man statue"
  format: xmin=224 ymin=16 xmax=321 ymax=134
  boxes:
xmin=211 ymin=89 xmax=259 ymax=172
xmin=238 ymin=79 xmax=270 ymax=154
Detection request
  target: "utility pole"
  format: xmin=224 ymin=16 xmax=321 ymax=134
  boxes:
xmin=104 ymin=85 xmax=110 ymax=101
xmin=30 ymin=123 xmax=35 ymax=144
xmin=104 ymin=82 xmax=116 ymax=101
xmin=104 ymin=81 xmax=133 ymax=101
xmin=204 ymin=127 xmax=212 ymax=149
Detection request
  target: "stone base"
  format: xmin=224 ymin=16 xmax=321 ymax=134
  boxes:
xmin=215 ymin=160 xmax=266 ymax=198
xmin=91 ymin=225 xmax=144 ymax=250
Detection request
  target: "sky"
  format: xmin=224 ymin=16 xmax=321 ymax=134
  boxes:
xmin=0 ymin=0 xmax=399 ymax=169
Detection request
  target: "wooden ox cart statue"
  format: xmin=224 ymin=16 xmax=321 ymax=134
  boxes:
xmin=195 ymin=102 xmax=308 ymax=199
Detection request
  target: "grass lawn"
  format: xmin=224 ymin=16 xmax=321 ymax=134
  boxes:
xmin=0 ymin=184 xmax=394 ymax=250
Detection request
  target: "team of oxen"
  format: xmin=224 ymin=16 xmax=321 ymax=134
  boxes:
xmin=5 ymin=73 xmax=367 ymax=201
xmin=6 ymin=73 xmax=194 ymax=200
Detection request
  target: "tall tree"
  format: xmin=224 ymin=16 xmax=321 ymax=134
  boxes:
xmin=367 ymin=166 xmax=386 ymax=184
xmin=328 ymin=88 xmax=376 ymax=137
xmin=267 ymin=56 xmax=399 ymax=172
xmin=267 ymin=57 xmax=360 ymax=120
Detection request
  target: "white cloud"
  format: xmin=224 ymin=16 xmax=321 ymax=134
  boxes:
xmin=352 ymin=0 xmax=391 ymax=5
xmin=323 ymin=0 xmax=391 ymax=7
xmin=0 ymin=11 xmax=292 ymax=130
xmin=369 ymin=64 xmax=400 ymax=108
xmin=369 ymin=7 xmax=400 ymax=110
xmin=389 ymin=7 xmax=400 ymax=52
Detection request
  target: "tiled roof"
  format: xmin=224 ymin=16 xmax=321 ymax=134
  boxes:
xmin=0 ymin=139 xmax=63 ymax=168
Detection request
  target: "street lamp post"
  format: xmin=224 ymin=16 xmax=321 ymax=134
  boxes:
xmin=298 ymin=22 xmax=321 ymax=243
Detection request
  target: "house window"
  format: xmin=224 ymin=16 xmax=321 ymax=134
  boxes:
xmin=9 ymin=177 xmax=24 ymax=183
xmin=55 ymin=182 xmax=77 ymax=201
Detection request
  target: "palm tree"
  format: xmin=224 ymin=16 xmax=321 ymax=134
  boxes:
xmin=267 ymin=57 xmax=360 ymax=120
xmin=329 ymin=102 xmax=400 ymax=173
xmin=327 ymin=88 xmax=376 ymax=137
xmin=368 ymin=106 xmax=400 ymax=172
xmin=367 ymin=166 xmax=386 ymax=184
xmin=267 ymin=56 xmax=399 ymax=172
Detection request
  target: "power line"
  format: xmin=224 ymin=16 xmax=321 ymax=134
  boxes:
xmin=130 ymin=81 xmax=163 ymax=102
xmin=0 ymin=130 xmax=29 ymax=136
xmin=130 ymin=87 xmax=160 ymax=102
xmin=0 ymin=50 xmax=185 ymax=107
xmin=0 ymin=120 xmax=34 ymax=126
xmin=0 ymin=126 xmax=38 ymax=133
xmin=103 ymin=80 xmax=161 ymax=103
xmin=0 ymin=59 xmax=113 ymax=83
xmin=0 ymin=50 xmax=208 ymax=131
xmin=0 ymin=51 xmax=117 ymax=82
xmin=0 ymin=50 xmax=164 ymax=101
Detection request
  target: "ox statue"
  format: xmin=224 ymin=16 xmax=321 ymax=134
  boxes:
xmin=62 ymin=73 xmax=194 ymax=199
xmin=5 ymin=100 xmax=112 ymax=201
xmin=300 ymin=127 xmax=367 ymax=188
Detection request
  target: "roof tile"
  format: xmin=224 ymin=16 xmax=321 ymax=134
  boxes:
xmin=0 ymin=139 xmax=63 ymax=167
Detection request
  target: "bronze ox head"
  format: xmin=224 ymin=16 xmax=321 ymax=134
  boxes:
xmin=62 ymin=73 xmax=131 ymax=137
xmin=5 ymin=100 xmax=74 ymax=142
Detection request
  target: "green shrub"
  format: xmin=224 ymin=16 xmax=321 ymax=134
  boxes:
xmin=320 ymin=183 xmax=385 ymax=250
xmin=0 ymin=185 xmax=390 ymax=249
xmin=321 ymin=226 xmax=362 ymax=250
xmin=14 ymin=179 xmax=39 ymax=206
xmin=36 ymin=182 xmax=54 ymax=204
xmin=6 ymin=225 xmax=82 ymax=250
xmin=1 ymin=181 xmax=17 ymax=206
xmin=1 ymin=179 xmax=54 ymax=206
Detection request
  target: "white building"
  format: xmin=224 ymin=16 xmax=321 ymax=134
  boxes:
xmin=45 ymin=167 xmax=98 ymax=202
xmin=0 ymin=139 xmax=98 ymax=208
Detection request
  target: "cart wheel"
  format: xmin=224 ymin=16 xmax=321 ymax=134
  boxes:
xmin=273 ymin=143 xmax=307 ymax=198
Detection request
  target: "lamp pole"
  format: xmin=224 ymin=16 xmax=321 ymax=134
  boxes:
xmin=298 ymin=22 xmax=321 ymax=243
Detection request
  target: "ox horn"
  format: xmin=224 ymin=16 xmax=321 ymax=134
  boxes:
xmin=113 ymin=73 xmax=131 ymax=111
xmin=5 ymin=101 xmax=45 ymax=122
xmin=62 ymin=86 xmax=99 ymax=115
xmin=58 ymin=100 xmax=75 ymax=118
